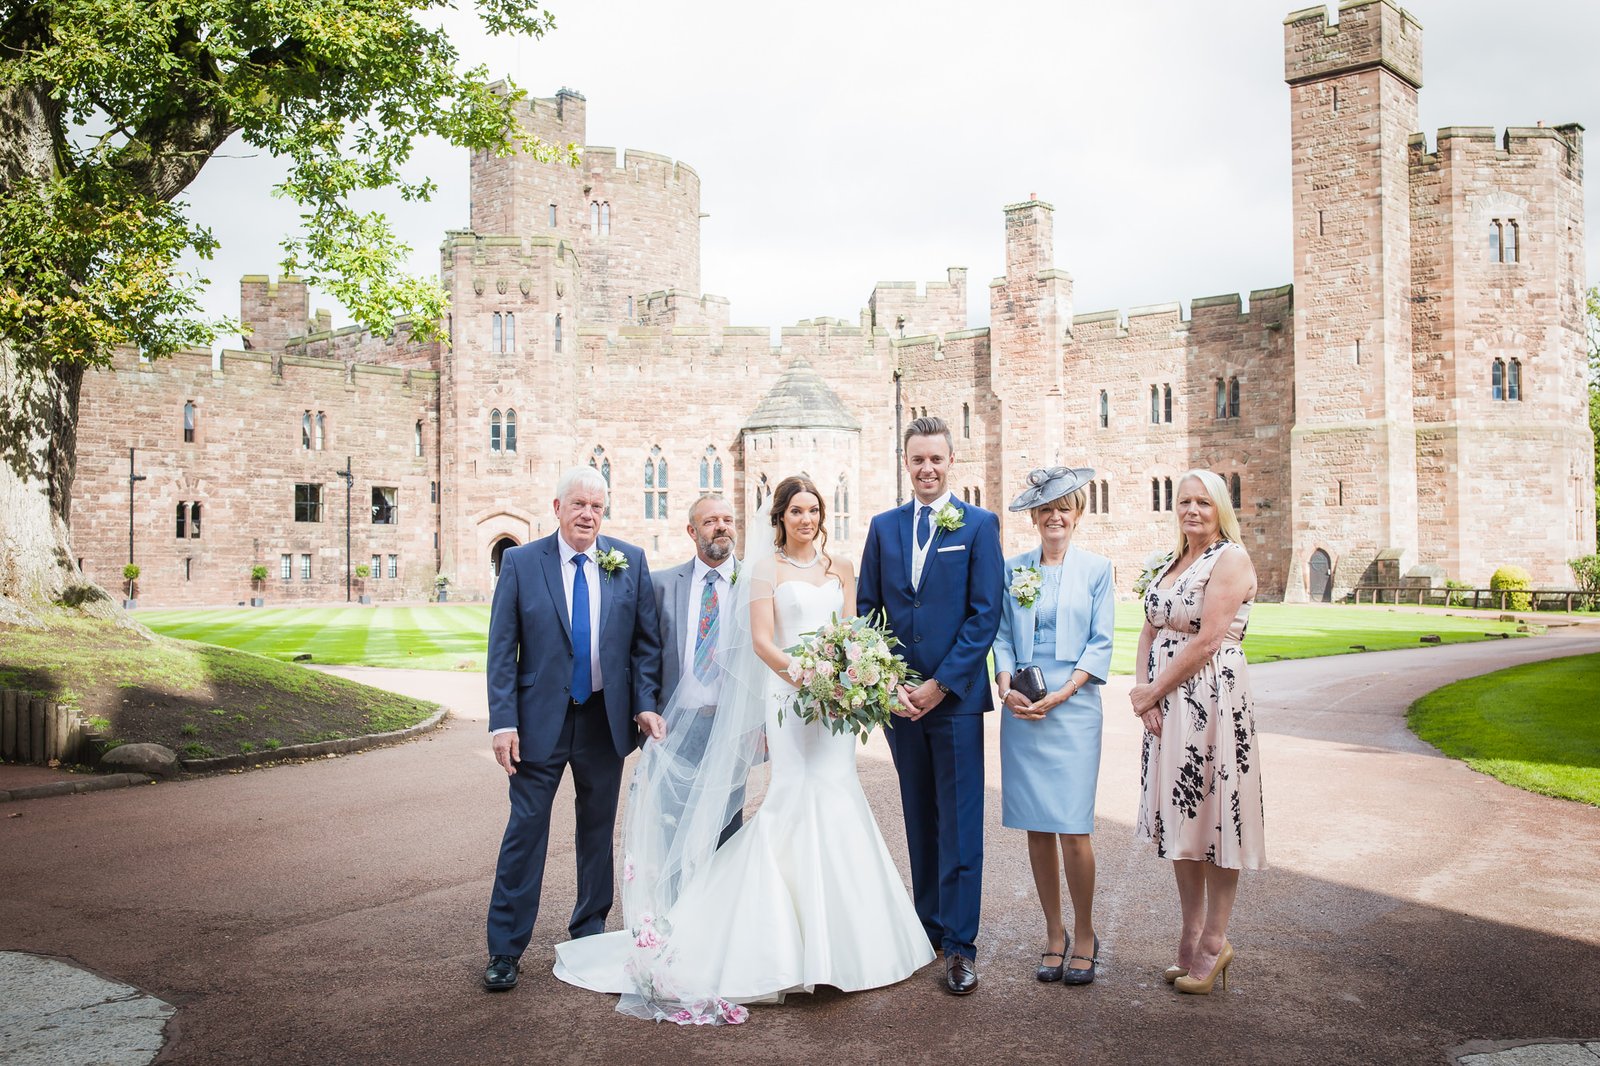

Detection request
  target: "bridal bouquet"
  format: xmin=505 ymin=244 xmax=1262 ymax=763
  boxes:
xmin=782 ymin=611 xmax=919 ymax=743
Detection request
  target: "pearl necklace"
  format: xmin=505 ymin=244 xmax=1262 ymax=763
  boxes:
xmin=778 ymin=549 xmax=821 ymax=569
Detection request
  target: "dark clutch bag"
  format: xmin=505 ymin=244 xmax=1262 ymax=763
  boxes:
xmin=1011 ymin=665 xmax=1048 ymax=704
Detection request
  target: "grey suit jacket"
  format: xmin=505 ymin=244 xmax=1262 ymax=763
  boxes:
xmin=653 ymin=556 xmax=739 ymax=702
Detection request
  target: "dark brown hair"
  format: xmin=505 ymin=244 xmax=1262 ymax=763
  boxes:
xmin=768 ymin=474 xmax=833 ymax=576
xmin=904 ymin=415 xmax=953 ymax=453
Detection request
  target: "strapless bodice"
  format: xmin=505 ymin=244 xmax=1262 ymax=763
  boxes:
xmin=773 ymin=578 xmax=844 ymax=647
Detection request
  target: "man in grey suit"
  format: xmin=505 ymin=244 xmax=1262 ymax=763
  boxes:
xmin=483 ymin=466 xmax=664 ymax=992
xmin=652 ymin=493 xmax=742 ymax=844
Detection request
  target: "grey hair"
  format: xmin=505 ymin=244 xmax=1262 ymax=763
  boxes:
xmin=556 ymin=465 xmax=610 ymax=504
xmin=688 ymin=492 xmax=733 ymax=522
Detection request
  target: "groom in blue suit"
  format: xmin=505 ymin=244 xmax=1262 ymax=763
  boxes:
xmin=483 ymin=466 xmax=664 ymax=991
xmin=858 ymin=416 xmax=1004 ymax=995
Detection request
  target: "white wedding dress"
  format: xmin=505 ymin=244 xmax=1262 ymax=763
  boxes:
xmin=554 ymin=577 xmax=934 ymax=1020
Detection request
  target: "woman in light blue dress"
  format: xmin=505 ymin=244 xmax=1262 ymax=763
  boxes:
xmin=993 ymin=467 xmax=1115 ymax=986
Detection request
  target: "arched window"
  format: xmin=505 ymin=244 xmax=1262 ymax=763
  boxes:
xmin=1230 ymin=473 xmax=1242 ymax=509
xmin=645 ymin=446 xmax=666 ymax=519
xmin=1508 ymin=358 xmax=1522 ymax=401
xmin=590 ymin=447 xmax=612 ymax=517
xmin=1228 ymin=376 xmax=1240 ymax=419
xmin=1506 ymin=221 xmax=1519 ymax=263
xmin=1163 ymin=384 xmax=1173 ymax=423
xmin=1164 ymin=477 xmax=1173 ymax=511
xmin=1151 ymin=478 xmax=1161 ymax=511
xmin=626 ymin=295 xmax=634 ymax=319
xmin=644 ymin=455 xmax=655 ymax=518
xmin=175 ymin=502 xmax=187 ymax=538
xmin=414 ymin=420 xmax=423 ymax=457
xmin=548 ymin=203 xmax=557 ymax=227
xmin=700 ymin=456 xmax=710 ymax=490
xmin=183 ymin=401 xmax=196 ymax=443
xmin=961 ymin=487 xmax=970 ymax=503
xmin=834 ymin=475 xmax=851 ymax=540
xmin=504 ymin=408 xmax=517 ymax=452
xmin=554 ymin=313 xmax=563 ymax=353
xmin=1491 ymin=359 xmax=1505 ymax=401
xmin=314 ymin=412 xmax=326 ymax=450
xmin=590 ymin=202 xmax=600 ymax=233
xmin=1150 ymin=385 xmax=1160 ymax=424
xmin=974 ymin=486 xmax=981 ymax=507
xmin=962 ymin=403 xmax=971 ymax=439
xmin=1089 ymin=484 xmax=1098 ymax=514
xmin=504 ymin=312 xmax=515 ymax=352
xmin=491 ymin=312 xmax=502 ymax=353
xmin=1489 ymin=220 xmax=1502 ymax=262
xmin=1215 ymin=378 xmax=1227 ymax=419
xmin=1098 ymin=390 xmax=1109 ymax=429
xmin=302 ymin=410 xmax=312 ymax=449
xmin=713 ymin=455 xmax=723 ymax=489
xmin=600 ymin=202 xmax=611 ymax=236
xmin=1100 ymin=479 xmax=1110 ymax=514
xmin=190 ymin=502 xmax=201 ymax=539
xmin=489 ymin=409 xmax=502 ymax=452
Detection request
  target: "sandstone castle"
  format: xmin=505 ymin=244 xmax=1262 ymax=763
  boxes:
xmin=72 ymin=0 xmax=1596 ymax=607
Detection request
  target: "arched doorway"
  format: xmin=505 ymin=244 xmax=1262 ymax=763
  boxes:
xmin=1309 ymin=549 xmax=1333 ymax=603
xmin=490 ymin=536 xmax=519 ymax=582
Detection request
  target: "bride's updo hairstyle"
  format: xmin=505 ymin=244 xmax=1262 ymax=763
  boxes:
xmin=768 ymin=474 xmax=833 ymax=576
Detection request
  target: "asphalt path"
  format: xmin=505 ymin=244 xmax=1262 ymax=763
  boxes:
xmin=4 ymin=632 xmax=1599 ymax=1065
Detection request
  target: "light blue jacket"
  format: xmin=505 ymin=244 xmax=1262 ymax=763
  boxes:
xmin=993 ymin=544 xmax=1115 ymax=684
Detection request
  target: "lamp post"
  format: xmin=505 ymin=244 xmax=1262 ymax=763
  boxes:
xmin=127 ymin=445 xmax=146 ymax=562
xmin=334 ymin=457 xmax=353 ymax=603
xmin=892 ymin=369 xmax=904 ymax=506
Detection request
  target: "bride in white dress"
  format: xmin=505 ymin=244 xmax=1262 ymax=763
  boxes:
xmin=555 ymin=475 xmax=934 ymax=1024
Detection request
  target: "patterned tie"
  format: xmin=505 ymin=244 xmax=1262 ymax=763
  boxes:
xmin=916 ymin=504 xmax=933 ymax=549
xmin=693 ymin=570 xmax=720 ymax=683
xmin=570 ymin=554 xmax=592 ymax=703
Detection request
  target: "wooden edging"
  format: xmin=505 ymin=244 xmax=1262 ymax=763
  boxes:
xmin=177 ymin=706 xmax=450 ymax=773
xmin=0 ymin=772 xmax=156 ymax=804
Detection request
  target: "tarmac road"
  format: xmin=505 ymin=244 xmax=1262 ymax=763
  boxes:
xmin=4 ymin=631 xmax=1599 ymax=1065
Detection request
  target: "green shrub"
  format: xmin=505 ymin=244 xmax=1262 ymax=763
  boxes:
xmin=354 ymin=564 xmax=372 ymax=579
xmin=1445 ymin=578 xmax=1472 ymax=607
xmin=250 ymin=564 xmax=270 ymax=583
xmin=1571 ymin=554 xmax=1600 ymax=610
xmin=1490 ymin=565 xmax=1532 ymax=611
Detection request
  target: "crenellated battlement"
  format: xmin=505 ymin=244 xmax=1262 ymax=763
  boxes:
xmin=1070 ymin=287 xmax=1293 ymax=337
xmin=1408 ymin=124 xmax=1584 ymax=181
xmin=488 ymin=81 xmax=587 ymax=147
xmin=583 ymin=147 xmax=701 ymax=194
xmin=1284 ymin=0 xmax=1421 ymax=89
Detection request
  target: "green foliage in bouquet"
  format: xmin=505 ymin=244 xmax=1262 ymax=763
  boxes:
xmin=779 ymin=610 xmax=921 ymax=744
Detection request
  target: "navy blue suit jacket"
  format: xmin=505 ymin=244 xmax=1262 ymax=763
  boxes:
xmin=857 ymin=498 xmax=1005 ymax=715
xmin=486 ymin=533 xmax=663 ymax=762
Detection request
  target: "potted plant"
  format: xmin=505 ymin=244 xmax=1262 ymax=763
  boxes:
xmin=121 ymin=563 xmax=140 ymax=608
xmin=355 ymin=563 xmax=373 ymax=605
xmin=249 ymin=564 xmax=269 ymax=606
xmin=434 ymin=573 xmax=451 ymax=603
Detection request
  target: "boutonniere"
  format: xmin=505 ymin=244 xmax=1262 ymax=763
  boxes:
xmin=1132 ymin=548 xmax=1174 ymax=597
xmin=933 ymin=503 xmax=964 ymax=533
xmin=597 ymin=547 xmax=628 ymax=578
xmin=1009 ymin=565 xmax=1043 ymax=608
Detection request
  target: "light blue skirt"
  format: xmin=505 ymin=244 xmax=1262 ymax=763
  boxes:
xmin=999 ymin=658 xmax=1103 ymax=834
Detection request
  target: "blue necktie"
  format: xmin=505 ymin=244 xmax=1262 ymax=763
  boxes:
xmin=916 ymin=504 xmax=932 ymax=549
xmin=693 ymin=570 xmax=720 ymax=683
xmin=570 ymin=554 xmax=592 ymax=703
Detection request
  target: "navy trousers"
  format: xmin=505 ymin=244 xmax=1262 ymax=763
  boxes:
xmin=885 ymin=712 xmax=986 ymax=960
xmin=486 ymin=694 xmax=624 ymax=958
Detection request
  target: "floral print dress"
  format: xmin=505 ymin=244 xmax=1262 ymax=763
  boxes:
xmin=1135 ymin=540 xmax=1265 ymax=870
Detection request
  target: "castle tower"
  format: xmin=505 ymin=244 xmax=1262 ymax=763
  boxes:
xmin=1283 ymin=0 xmax=1424 ymax=600
xmin=989 ymin=199 xmax=1072 ymax=546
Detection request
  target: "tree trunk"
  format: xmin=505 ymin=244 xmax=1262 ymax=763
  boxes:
xmin=0 ymin=78 xmax=113 ymax=623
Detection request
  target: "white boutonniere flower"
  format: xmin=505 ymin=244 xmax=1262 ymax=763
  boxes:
xmin=1010 ymin=565 xmax=1043 ymax=608
xmin=1132 ymin=548 xmax=1174 ymax=597
xmin=597 ymin=547 xmax=629 ymax=578
xmin=934 ymin=503 xmax=964 ymax=533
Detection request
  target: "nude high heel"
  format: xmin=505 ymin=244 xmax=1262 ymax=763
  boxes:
xmin=1174 ymin=941 xmax=1233 ymax=995
xmin=1162 ymin=965 xmax=1188 ymax=984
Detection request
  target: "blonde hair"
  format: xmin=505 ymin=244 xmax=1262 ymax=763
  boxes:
xmin=1170 ymin=469 xmax=1243 ymax=562
xmin=1030 ymin=486 xmax=1087 ymax=522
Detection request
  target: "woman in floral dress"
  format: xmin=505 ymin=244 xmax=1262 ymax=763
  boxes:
xmin=1132 ymin=469 xmax=1264 ymax=995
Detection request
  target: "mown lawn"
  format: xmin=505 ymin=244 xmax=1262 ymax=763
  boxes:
xmin=0 ymin=618 xmax=438 ymax=757
xmin=140 ymin=602 xmax=1526 ymax=674
xmin=1408 ymin=653 xmax=1600 ymax=807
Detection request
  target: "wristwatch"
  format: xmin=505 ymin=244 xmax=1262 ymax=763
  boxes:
xmin=933 ymin=679 xmax=951 ymax=695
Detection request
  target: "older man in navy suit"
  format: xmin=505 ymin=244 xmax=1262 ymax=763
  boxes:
xmin=483 ymin=466 xmax=664 ymax=992
xmin=858 ymin=416 xmax=1004 ymax=995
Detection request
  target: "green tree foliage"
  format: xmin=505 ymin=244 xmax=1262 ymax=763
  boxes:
xmin=0 ymin=0 xmax=573 ymax=614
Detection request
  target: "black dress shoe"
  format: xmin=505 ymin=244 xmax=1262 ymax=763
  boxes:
xmin=944 ymin=954 xmax=978 ymax=995
xmin=1062 ymin=935 xmax=1099 ymax=986
xmin=484 ymin=954 xmax=520 ymax=991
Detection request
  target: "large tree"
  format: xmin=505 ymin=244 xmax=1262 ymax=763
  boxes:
xmin=0 ymin=0 xmax=570 ymax=623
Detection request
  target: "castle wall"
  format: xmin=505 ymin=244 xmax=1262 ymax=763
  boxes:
xmin=576 ymin=148 xmax=703 ymax=325
xmin=869 ymin=269 xmax=969 ymax=339
xmin=74 ymin=349 xmax=440 ymax=606
xmin=1410 ymin=124 xmax=1594 ymax=584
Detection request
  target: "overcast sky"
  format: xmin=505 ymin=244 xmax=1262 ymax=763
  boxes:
xmin=180 ymin=0 xmax=1600 ymax=343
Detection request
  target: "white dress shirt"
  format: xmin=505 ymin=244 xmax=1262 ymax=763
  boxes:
xmin=910 ymin=490 xmax=953 ymax=588
xmin=677 ymin=556 xmax=735 ymax=708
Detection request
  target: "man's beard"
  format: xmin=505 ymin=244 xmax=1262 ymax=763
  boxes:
xmin=700 ymin=535 xmax=733 ymax=563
